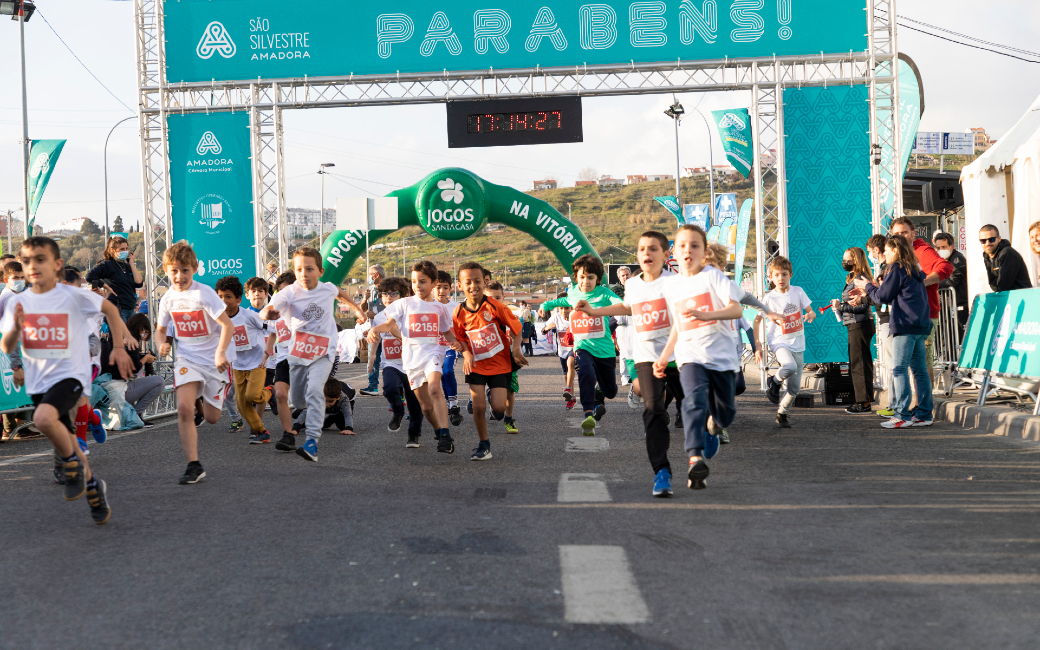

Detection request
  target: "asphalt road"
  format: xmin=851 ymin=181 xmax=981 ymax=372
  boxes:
xmin=2 ymin=356 xmax=1039 ymax=650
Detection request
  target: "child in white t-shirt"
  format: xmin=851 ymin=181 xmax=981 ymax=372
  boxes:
xmin=266 ymin=271 xmax=297 ymax=452
xmin=216 ymin=276 xmax=273 ymax=445
xmin=371 ymin=276 xmax=427 ymax=445
xmin=155 ymin=241 xmax=237 ymax=486
xmin=435 ymin=270 xmax=463 ymax=427
xmin=259 ymin=247 xmax=366 ymax=463
xmin=754 ymin=256 xmax=815 ymax=428
xmin=541 ymin=305 xmax=576 ymax=409
xmin=655 ymin=225 xmax=744 ymax=492
xmin=368 ymin=260 xmax=461 ymax=454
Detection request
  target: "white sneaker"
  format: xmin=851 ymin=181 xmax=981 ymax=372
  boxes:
xmin=620 ymin=375 xmax=631 ymax=386
xmin=880 ymin=417 xmax=912 ymax=429
xmin=911 ymin=417 xmax=933 ymax=427
xmin=627 ymin=386 xmax=642 ymax=409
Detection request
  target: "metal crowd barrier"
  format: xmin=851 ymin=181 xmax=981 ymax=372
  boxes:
xmin=932 ymin=287 xmax=971 ymax=397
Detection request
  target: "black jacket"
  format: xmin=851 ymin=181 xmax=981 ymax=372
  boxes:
xmin=100 ymin=336 xmax=144 ymax=379
xmin=86 ymin=259 xmax=143 ymax=310
xmin=938 ymin=249 xmax=968 ymax=307
xmin=837 ymin=281 xmax=874 ymax=328
xmin=984 ymin=240 xmax=1032 ymax=293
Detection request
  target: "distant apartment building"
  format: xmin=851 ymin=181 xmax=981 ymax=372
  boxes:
xmin=647 ymin=174 xmax=673 ymax=182
xmin=712 ymin=165 xmax=740 ymax=180
xmin=597 ymin=176 xmax=625 ymax=186
xmin=575 ymin=180 xmax=598 ymax=187
xmin=685 ymin=167 xmax=709 ymax=177
xmin=532 ymin=179 xmax=557 ymax=190
xmin=287 ymin=207 xmax=336 ymax=240
xmin=971 ymin=128 xmax=992 ymax=153
xmin=626 ymin=175 xmax=648 ymax=184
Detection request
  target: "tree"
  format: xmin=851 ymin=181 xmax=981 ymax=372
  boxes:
xmin=112 ymin=216 xmax=124 ymax=233
xmin=577 ymin=167 xmax=598 ymax=182
xmin=80 ymin=218 xmax=102 ymax=237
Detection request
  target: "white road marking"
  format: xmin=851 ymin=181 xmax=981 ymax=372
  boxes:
xmin=566 ymin=437 xmax=609 ymax=452
xmin=559 ymin=545 xmax=651 ymax=624
xmin=0 ymin=418 xmax=178 ymax=466
xmin=557 ymin=473 xmax=611 ymax=502
xmin=0 ymin=452 xmax=49 ymax=467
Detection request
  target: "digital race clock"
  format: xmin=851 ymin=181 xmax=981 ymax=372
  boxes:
xmin=446 ymin=97 xmax=583 ymax=148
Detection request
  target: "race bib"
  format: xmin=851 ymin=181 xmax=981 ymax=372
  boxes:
xmin=289 ymin=331 xmax=330 ymax=363
xmin=382 ymin=336 xmax=402 ymax=361
xmin=233 ymin=324 xmax=251 ymax=351
xmin=570 ymin=311 xmax=605 ymax=341
xmin=466 ymin=322 xmax=505 ymax=361
xmin=777 ymin=310 xmax=804 ymax=340
xmin=22 ymin=312 xmax=70 ymax=359
xmin=171 ymin=309 xmax=213 ymax=340
xmin=675 ymin=293 xmax=719 ymax=339
xmin=275 ymin=319 xmax=291 ymax=344
xmin=438 ymin=333 xmax=450 ymax=348
xmin=406 ymin=313 xmax=440 ymax=338
xmin=631 ymin=298 xmax=670 ymax=339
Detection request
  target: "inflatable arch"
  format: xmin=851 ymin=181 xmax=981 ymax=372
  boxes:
xmin=318 ymin=168 xmax=598 ymax=285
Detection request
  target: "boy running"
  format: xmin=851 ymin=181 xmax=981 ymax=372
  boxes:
xmin=541 ymin=305 xmax=576 ymax=409
xmin=155 ymin=241 xmax=237 ymax=484
xmin=368 ymin=261 xmax=461 ymax=454
xmin=216 ymin=276 xmax=273 ymax=444
xmin=453 ymin=263 xmax=527 ymax=460
xmin=435 ymin=270 xmax=464 ymax=427
xmin=258 ymin=247 xmax=366 ymax=462
xmin=539 ymin=255 xmax=621 ymax=436
xmin=655 ymin=225 xmax=744 ymax=491
xmin=1 ymin=236 xmax=133 ymax=523
xmin=370 ymin=276 xmax=426 ymax=445
xmin=483 ymin=280 xmax=522 ymax=434
xmin=268 ymin=271 xmax=298 ymax=451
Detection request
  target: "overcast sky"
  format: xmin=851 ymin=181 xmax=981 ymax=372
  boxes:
xmin=1 ymin=0 xmax=1038 ymax=231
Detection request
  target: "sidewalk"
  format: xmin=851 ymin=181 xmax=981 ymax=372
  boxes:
xmin=745 ymin=362 xmax=1040 ymax=443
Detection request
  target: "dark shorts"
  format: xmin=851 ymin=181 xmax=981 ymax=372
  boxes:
xmin=465 ymin=371 xmax=512 ymax=390
xmin=30 ymin=378 xmax=84 ymax=433
xmin=265 ymin=368 xmax=276 ymax=386
xmin=274 ymin=359 xmax=290 ymax=385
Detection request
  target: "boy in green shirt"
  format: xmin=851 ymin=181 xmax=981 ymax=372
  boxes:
xmin=539 ymin=254 xmax=621 ymax=435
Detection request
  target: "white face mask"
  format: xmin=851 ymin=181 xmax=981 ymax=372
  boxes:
xmin=937 ymin=249 xmax=952 ymax=259
xmin=9 ymin=280 xmax=25 ymax=293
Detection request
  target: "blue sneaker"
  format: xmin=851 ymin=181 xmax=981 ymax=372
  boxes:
xmin=77 ymin=437 xmax=89 ymax=456
xmin=703 ymin=432 xmax=720 ymax=459
xmin=652 ymin=468 xmax=673 ymax=498
xmin=296 ymin=438 xmax=318 ymax=462
xmin=89 ymin=410 xmax=107 ymax=444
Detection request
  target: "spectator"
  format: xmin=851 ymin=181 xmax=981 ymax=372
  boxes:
xmin=865 ymin=234 xmax=895 ymax=417
xmin=86 ymin=236 xmax=144 ymax=322
xmin=889 ymin=217 xmax=953 ymax=382
xmin=519 ymin=301 xmax=535 ymax=356
xmin=981 ymin=224 xmax=1032 ymax=293
xmin=266 ymin=260 xmax=279 ymax=283
xmin=1030 ymin=221 xmax=1040 ymax=286
xmin=932 ymin=232 xmax=968 ymax=338
xmin=359 ymin=264 xmax=387 ymax=396
xmin=610 ymin=265 xmax=632 ymax=298
xmin=855 ymin=236 xmax=933 ymax=429
xmin=101 ymin=314 xmax=165 ymax=425
xmin=832 ymin=247 xmax=875 ymax=415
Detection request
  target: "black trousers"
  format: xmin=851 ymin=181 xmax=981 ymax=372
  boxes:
xmin=574 ymin=350 xmax=618 ymax=414
xmin=635 ymin=362 xmax=684 ymax=475
xmin=847 ymin=322 xmax=876 ymax=404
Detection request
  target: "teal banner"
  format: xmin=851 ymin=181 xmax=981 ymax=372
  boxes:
xmin=27 ymin=139 xmax=66 ymax=218
xmin=878 ymin=55 xmax=924 ymax=229
xmin=164 ymin=0 xmax=869 ymax=83
xmin=0 ymin=351 xmax=31 ymax=412
xmin=167 ymin=112 xmax=257 ymax=288
xmin=733 ymin=198 xmax=753 ymax=278
xmin=654 ymin=196 xmax=682 ymax=223
xmin=959 ymin=290 xmax=1040 ymax=378
xmin=711 ymin=108 xmax=753 ymax=178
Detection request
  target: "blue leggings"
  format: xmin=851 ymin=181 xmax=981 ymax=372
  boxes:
xmin=441 ymin=349 xmax=458 ymax=400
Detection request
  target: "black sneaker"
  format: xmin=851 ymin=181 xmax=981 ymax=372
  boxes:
xmin=275 ymin=433 xmax=296 ymax=452
xmin=179 ymin=462 xmax=206 ymax=485
xmin=229 ymin=419 xmax=244 ymax=433
xmin=359 ymin=388 xmax=379 ymax=397
xmin=53 ymin=464 xmax=65 ymax=485
xmin=470 ymin=441 xmax=492 ymax=461
xmin=449 ymin=405 xmax=463 ymax=427
xmin=845 ymin=403 xmax=873 ymax=415
xmin=62 ymin=458 xmax=86 ymax=501
xmin=388 ymin=412 xmax=404 ymax=432
xmin=595 ymin=387 xmax=604 ymax=404
xmin=776 ymin=412 xmax=791 ymax=428
xmin=406 ymin=434 xmax=420 ymax=448
xmin=674 ymin=411 xmax=683 ymax=429
xmin=593 ymin=404 xmax=606 ymax=421
xmin=467 ymin=400 xmax=474 ymax=415
xmin=86 ymin=479 xmax=111 ymax=525
xmin=437 ymin=433 xmax=455 ymax=454
xmin=194 ymin=411 xmax=204 ymax=427
xmin=687 ymin=459 xmax=709 ymax=490
xmin=766 ymin=376 xmax=781 ymax=405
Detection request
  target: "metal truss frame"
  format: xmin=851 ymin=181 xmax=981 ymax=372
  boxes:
xmin=869 ymin=0 xmax=903 ymax=233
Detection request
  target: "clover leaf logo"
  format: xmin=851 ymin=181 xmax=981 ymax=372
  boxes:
xmin=437 ymin=178 xmax=464 ymax=204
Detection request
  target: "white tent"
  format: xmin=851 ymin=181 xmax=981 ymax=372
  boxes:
xmin=960 ymin=92 xmax=1040 ymax=303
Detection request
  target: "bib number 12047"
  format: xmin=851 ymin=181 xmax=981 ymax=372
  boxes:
xmin=290 ymin=333 xmax=330 ymax=362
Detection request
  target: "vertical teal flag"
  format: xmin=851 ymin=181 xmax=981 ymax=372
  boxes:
xmin=167 ymin=112 xmax=257 ymax=288
xmin=711 ymin=109 xmax=754 ymax=178
xmin=653 ymin=196 xmax=682 ymax=223
xmin=732 ymin=199 xmax=754 ymax=280
xmin=27 ymin=139 xmax=67 ymax=225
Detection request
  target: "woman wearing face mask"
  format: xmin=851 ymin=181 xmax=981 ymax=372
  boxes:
xmin=831 ymin=247 xmax=876 ymax=414
xmin=86 ymin=236 xmax=144 ymax=322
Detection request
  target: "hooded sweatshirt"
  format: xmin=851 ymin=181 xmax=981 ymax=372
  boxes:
xmin=863 ymin=263 xmax=932 ymax=337
xmin=984 ymin=239 xmax=1033 ymax=293
xmin=912 ymin=238 xmax=953 ymax=319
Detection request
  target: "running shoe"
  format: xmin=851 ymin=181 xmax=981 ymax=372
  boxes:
xmin=470 ymin=440 xmax=493 ymax=461
xmin=876 ymin=407 xmax=896 ymax=417
xmin=388 ymin=412 xmax=404 ymax=432
xmin=503 ymin=419 xmax=519 ymax=434
xmin=776 ymin=412 xmax=791 ymax=428
xmin=228 ymin=419 xmax=244 ymax=433
xmin=449 ymin=405 xmax=463 ymax=427
xmin=89 ymin=410 xmax=107 ymax=443
xmin=62 ymin=458 xmax=85 ymax=500
xmin=911 ymin=417 xmax=934 ymax=427
xmin=565 ymin=399 xmax=577 ymax=410
xmin=249 ymin=430 xmax=271 ymax=444
xmin=77 ymin=437 xmax=89 ymax=456
xmin=703 ymin=430 xmax=720 ymax=460
xmin=845 ymin=403 xmax=872 ymax=414
xmin=178 ymin=462 xmax=206 ymax=484
xmin=53 ymin=464 xmax=65 ymax=485
xmin=593 ymin=404 xmax=606 ymax=421
xmin=194 ymin=411 xmax=204 ymax=427
xmin=627 ymin=387 xmax=641 ymax=410
xmin=621 ymin=374 xmax=630 ymax=386
xmin=674 ymin=411 xmax=683 ymax=429
xmin=880 ymin=417 xmax=911 ymax=429
xmin=652 ymin=468 xmax=673 ymax=498
xmin=719 ymin=429 xmax=730 ymax=444
xmin=766 ymin=376 xmax=781 ymax=405
xmin=436 ymin=433 xmax=455 ymax=454
xmin=595 ymin=387 xmax=604 ymax=405
xmin=580 ymin=415 xmax=596 ymax=436
xmin=275 ymin=433 xmax=296 ymax=452
xmin=296 ymin=439 xmax=318 ymax=462
xmin=467 ymin=400 xmax=474 ymax=415
xmin=86 ymin=479 xmax=111 ymax=525
xmin=687 ymin=458 xmax=709 ymax=490
xmin=563 ymin=389 xmax=574 ymax=402
xmin=406 ymin=434 xmax=421 ymax=448
xmin=359 ymin=388 xmax=379 ymax=397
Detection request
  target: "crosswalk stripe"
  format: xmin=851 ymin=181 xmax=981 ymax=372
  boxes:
xmin=559 ymin=545 xmax=650 ymax=624
xmin=557 ymin=473 xmax=611 ymax=502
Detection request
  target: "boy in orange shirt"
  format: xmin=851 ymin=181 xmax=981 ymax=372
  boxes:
xmin=452 ymin=262 xmax=528 ymax=461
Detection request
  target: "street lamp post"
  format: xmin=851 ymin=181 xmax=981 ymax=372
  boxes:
xmin=318 ymin=163 xmax=335 ymax=244
xmin=104 ymin=116 xmax=136 ymax=239
xmin=1 ymin=1 xmax=38 ymax=237
xmin=664 ymin=96 xmax=684 ymax=205
xmin=687 ymin=105 xmax=717 ymax=222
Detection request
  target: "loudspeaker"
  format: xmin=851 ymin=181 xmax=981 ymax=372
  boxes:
xmin=921 ymin=180 xmax=963 ymax=213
